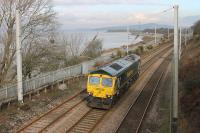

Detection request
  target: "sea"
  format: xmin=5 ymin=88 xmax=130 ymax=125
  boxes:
xmin=64 ymin=31 xmax=143 ymax=50
xmin=0 ymin=31 xmax=143 ymax=54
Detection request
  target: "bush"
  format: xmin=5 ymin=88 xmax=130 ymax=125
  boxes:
xmin=138 ymin=45 xmax=144 ymax=53
xmin=146 ymin=45 xmax=153 ymax=50
xmin=133 ymin=45 xmax=144 ymax=55
xmin=134 ymin=49 xmax=141 ymax=55
xmin=128 ymin=50 xmax=135 ymax=54
xmin=116 ymin=49 xmax=123 ymax=58
xmin=193 ymin=20 xmax=200 ymax=35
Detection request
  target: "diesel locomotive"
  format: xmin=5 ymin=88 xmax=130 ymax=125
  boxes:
xmin=86 ymin=54 xmax=141 ymax=109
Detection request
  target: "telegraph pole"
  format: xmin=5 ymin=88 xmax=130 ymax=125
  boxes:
xmin=127 ymin=26 xmax=129 ymax=55
xmin=16 ymin=10 xmax=23 ymax=103
xmin=168 ymin=28 xmax=170 ymax=39
xmin=155 ymin=26 xmax=157 ymax=45
xmin=184 ymin=28 xmax=187 ymax=46
xmin=172 ymin=5 xmax=179 ymax=132
xmin=179 ymin=26 xmax=182 ymax=59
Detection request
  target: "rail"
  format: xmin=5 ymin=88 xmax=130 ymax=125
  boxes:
xmin=0 ymin=42 xmax=169 ymax=105
xmin=16 ymin=44 xmax=172 ymax=133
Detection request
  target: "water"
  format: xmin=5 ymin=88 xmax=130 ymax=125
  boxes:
xmin=65 ymin=31 xmax=142 ymax=50
xmin=0 ymin=31 xmax=143 ymax=54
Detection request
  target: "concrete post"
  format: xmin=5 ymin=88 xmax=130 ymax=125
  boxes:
xmin=179 ymin=27 xmax=182 ymax=59
xmin=16 ymin=10 xmax=23 ymax=103
xmin=155 ymin=26 xmax=157 ymax=45
xmin=168 ymin=28 xmax=170 ymax=39
xmin=172 ymin=5 xmax=179 ymax=133
xmin=185 ymin=28 xmax=187 ymax=46
xmin=127 ymin=26 xmax=129 ymax=55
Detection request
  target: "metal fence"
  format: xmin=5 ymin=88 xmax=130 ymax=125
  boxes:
xmin=0 ymin=55 xmax=111 ymax=103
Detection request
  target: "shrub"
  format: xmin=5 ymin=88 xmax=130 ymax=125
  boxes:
xmin=116 ymin=49 xmax=123 ymax=58
xmin=128 ymin=50 xmax=134 ymax=54
xmin=134 ymin=49 xmax=141 ymax=55
xmin=138 ymin=45 xmax=144 ymax=53
xmin=133 ymin=45 xmax=144 ymax=55
xmin=193 ymin=20 xmax=200 ymax=35
xmin=146 ymin=45 xmax=153 ymax=50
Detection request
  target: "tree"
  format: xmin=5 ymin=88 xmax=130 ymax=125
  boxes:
xmin=81 ymin=34 xmax=103 ymax=58
xmin=59 ymin=33 xmax=103 ymax=67
xmin=193 ymin=20 xmax=200 ymax=35
xmin=0 ymin=0 xmax=57 ymax=84
xmin=59 ymin=33 xmax=84 ymax=66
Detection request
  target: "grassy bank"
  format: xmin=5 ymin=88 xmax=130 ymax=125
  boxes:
xmin=179 ymin=37 xmax=200 ymax=133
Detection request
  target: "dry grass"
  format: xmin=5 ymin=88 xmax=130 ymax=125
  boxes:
xmin=0 ymin=79 xmax=86 ymax=132
xmin=179 ymin=38 xmax=200 ymax=133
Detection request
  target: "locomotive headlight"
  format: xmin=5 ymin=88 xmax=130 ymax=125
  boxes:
xmin=106 ymin=95 xmax=111 ymax=98
xmin=88 ymin=92 xmax=93 ymax=95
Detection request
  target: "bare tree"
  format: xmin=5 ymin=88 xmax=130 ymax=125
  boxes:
xmin=0 ymin=0 xmax=57 ymax=84
xmin=81 ymin=35 xmax=103 ymax=58
xmin=59 ymin=33 xmax=84 ymax=65
xmin=58 ymin=33 xmax=102 ymax=67
xmin=67 ymin=34 xmax=84 ymax=58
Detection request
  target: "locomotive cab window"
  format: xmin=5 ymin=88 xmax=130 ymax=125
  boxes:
xmin=89 ymin=76 xmax=100 ymax=85
xmin=102 ymin=78 xmax=113 ymax=87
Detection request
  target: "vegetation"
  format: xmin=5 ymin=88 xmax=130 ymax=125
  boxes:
xmin=179 ymin=20 xmax=200 ymax=133
xmin=133 ymin=45 xmax=144 ymax=55
xmin=193 ymin=20 xmax=200 ymax=36
xmin=0 ymin=0 xmax=57 ymax=84
xmin=116 ymin=49 xmax=123 ymax=58
xmin=81 ymin=35 xmax=102 ymax=58
xmin=146 ymin=45 xmax=153 ymax=50
xmin=0 ymin=0 xmax=103 ymax=86
xmin=143 ymin=28 xmax=173 ymax=35
xmin=58 ymin=33 xmax=103 ymax=67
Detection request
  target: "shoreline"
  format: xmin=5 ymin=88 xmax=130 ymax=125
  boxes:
xmin=101 ymin=34 xmax=157 ymax=56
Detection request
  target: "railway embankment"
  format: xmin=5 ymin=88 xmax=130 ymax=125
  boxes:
xmin=0 ymin=79 xmax=86 ymax=132
xmin=179 ymin=37 xmax=200 ymax=133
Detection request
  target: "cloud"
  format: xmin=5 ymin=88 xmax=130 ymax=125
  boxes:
xmin=57 ymin=8 xmax=173 ymax=30
xmin=53 ymin=0 xmax=198 ymax=29
xmin=52 ymin=0 xmax=164 ymax=6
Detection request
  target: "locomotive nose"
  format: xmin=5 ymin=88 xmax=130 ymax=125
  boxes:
xmin=93 ymin=87 xmax=107 ymax=97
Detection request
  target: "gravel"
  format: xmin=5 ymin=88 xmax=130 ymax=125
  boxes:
xmin=0 ymin=78 xmax=86 ymax=133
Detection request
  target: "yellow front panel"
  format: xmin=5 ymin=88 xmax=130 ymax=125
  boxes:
xmin=87 ymin=74 xmax=116 ymax=98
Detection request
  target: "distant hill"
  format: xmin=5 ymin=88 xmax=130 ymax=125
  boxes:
xmin=94 ymin=23 xmax=173 ymax=32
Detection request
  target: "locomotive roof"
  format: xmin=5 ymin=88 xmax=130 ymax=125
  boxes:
xmin=90 ymin=54 xmax=140 ymax=76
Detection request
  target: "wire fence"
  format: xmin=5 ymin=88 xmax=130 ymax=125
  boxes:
xmin=0 ymin=55 xmax=112 ymax=103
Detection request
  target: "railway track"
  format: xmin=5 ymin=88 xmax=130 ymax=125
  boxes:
xmin=141 ymin=45 xmax=171 ymax=64
xmin=62 ymin=47 xmax=172 ymax=133
xmin=16 ymin=44 xmax=172 ymax=133
xmin=141 ymin=42 xmax=171 ymax=59
xmin=67 ymin=109 xmax=107 ymax=133
xmin=16 ymin=90 xmax=86 ymax=133
xmin=115 ymin=54 xmax=172 ymax=133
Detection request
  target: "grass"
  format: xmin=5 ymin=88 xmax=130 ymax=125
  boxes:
xmin=179 ymin=37 xmax=200 ymax=133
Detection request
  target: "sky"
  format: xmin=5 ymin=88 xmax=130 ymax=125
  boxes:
xmin=51 ymin=0 xmax=200 ymax=30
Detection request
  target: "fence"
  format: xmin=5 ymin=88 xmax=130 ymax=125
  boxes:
xmin=0 ymin=55 xmax=112 ymax=104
